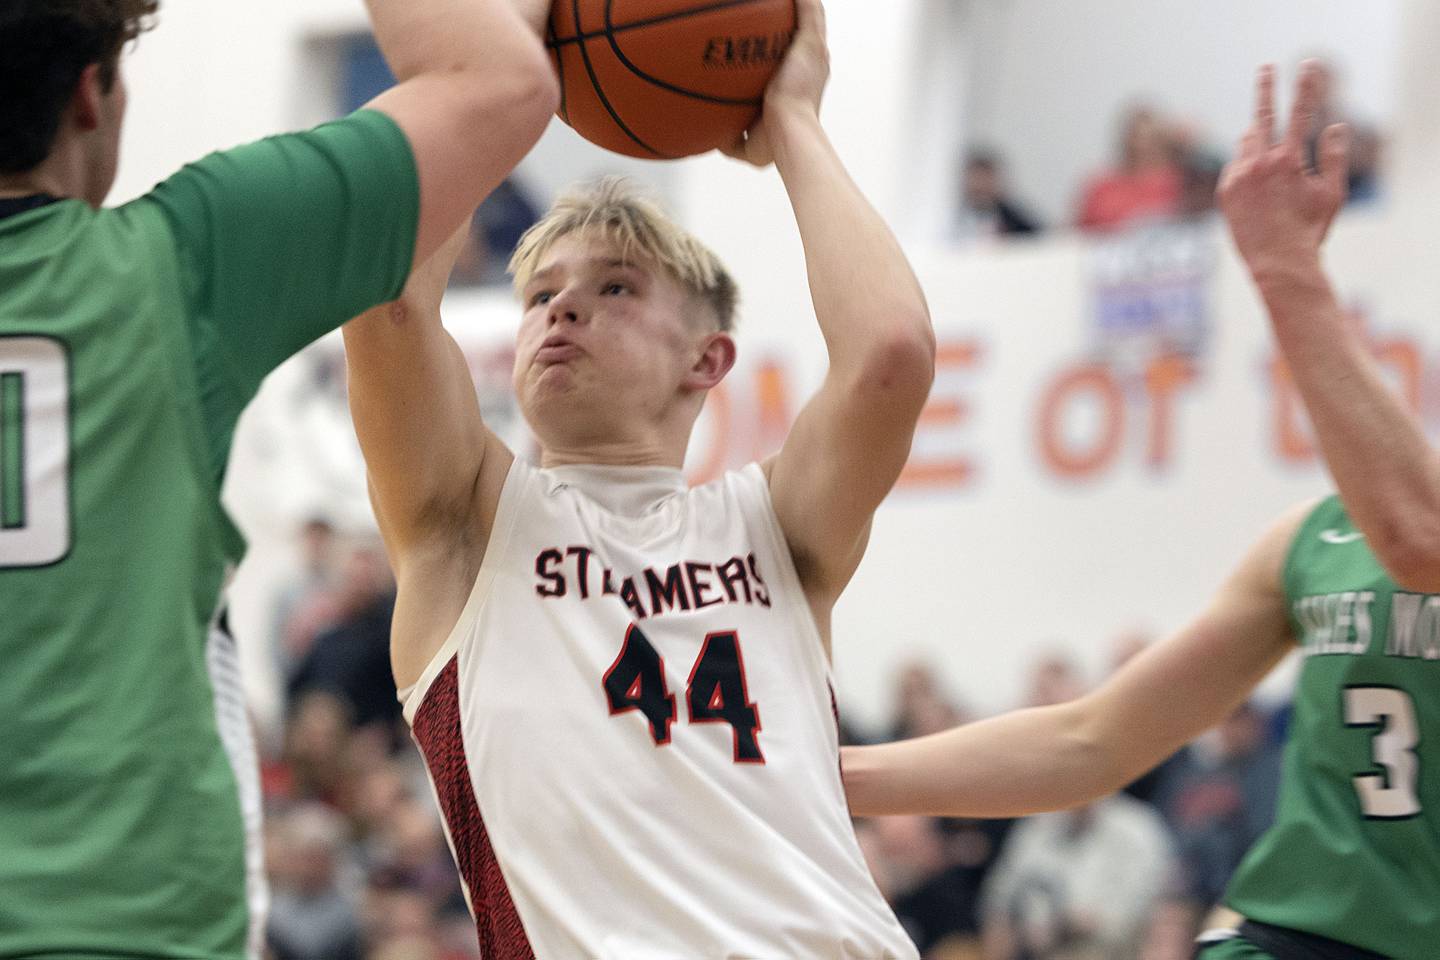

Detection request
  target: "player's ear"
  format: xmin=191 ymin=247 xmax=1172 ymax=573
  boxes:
xmin=72 ymin=63 xmax=106 ymax=132
xmin=686 ymin=332 xmax=736 ymax=390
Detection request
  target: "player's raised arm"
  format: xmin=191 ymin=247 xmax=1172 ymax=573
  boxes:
xmin=842 ymin=503 xmax=1307 ymax=818
xmin=365 ymin=0 xmax=558 ymax=265
xmin=344 ymin=227 xmax=511 ymax=559
xmin=1222 ymin=63 xmax=1440 ymax=591
xmin=732 ymin=0 xmax=935 ymax=609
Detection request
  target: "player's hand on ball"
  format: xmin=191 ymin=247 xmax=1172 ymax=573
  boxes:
xmin=724 ymin=0 xmax=830 ymax=167
xmin=1219 ymin=61 xmax=1350 ymax=278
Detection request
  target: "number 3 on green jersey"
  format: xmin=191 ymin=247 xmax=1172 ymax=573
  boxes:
xmin=0 ymin=336 xmax=71 ymax=569
xmin=1345 ymin=685 xmax=1421 ymax=819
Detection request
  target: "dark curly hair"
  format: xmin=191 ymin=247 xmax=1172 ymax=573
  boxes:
xmin=0 ymin=0 xmax=158 ymax=174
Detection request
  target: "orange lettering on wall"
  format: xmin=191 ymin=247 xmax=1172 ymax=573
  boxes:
xmin=900 ymin=340 xmax=981 ymax=489
xmin=1375 ymin=337 xmax=1422 ymax=412
xmin=1037 ymin=364 xmax=1124 ymax=479
xmin=1143 ymin=355 xmax=1198 ymax=469
xmin=752 ymin=359 xmax=793 ymax=461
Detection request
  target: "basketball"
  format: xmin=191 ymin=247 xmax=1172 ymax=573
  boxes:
xmin=547 ymin=0 xmax=798 ymax=160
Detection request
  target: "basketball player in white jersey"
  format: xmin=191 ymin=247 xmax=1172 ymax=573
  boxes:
xmin=341 ymin=1 xmax=935 ymax=956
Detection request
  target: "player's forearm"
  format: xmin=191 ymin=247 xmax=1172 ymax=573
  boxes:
xmin=1257 ymin=261 xmax=1440 ymax=589
xmin=841 ymin=702 xmax=1130 ymax=819
xmin=769 ymin=107 xmax=934 ymax=388
xmin=365 ymin=0 xmax=547 ymax=85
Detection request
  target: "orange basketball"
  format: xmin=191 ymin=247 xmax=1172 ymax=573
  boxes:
xmin=547 ymin=0 xmax=797 ymax=160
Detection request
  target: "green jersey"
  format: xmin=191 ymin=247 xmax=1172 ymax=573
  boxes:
xmin=0 ymin=110 xmax=417 ymax=959
xmin=1225 ymin=496 xmax=1440 ymax=959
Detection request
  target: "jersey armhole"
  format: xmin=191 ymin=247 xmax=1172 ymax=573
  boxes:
xmin=737 ymin=462 xmax=834 ymax=670
xmin=400 ymin=458 xmax=532 ymax=723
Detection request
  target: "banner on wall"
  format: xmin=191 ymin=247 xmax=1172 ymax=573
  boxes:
xmin=226 ymin=210 xmax=1435 ymax=721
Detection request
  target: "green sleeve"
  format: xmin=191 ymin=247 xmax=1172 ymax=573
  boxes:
xmin=137 ymin=109 xmax=419 ymax=475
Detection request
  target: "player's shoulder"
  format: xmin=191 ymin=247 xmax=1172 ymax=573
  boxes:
xmin=132 ymin=110 xmax=414 ymax=225
xmin=687 ymin=462 xmax=770 ymax=508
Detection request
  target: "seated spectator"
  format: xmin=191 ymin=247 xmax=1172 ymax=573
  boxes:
xmin=275 ymin=691 xmax=355 ymax=806
xmin=955 ymin=148 xmax=1042 ymax=241
xmin=287 ymin=543 xmax=401 ymax=732
xmin=861 ymin=815 xmax=979 ymax=955
xmin=1076 ymin=106 xmax=1182 ymax=232
xmin=272 ymin=515 xmax=343 ymax=677
xmin=1177 ymin=148 xmax=1225 ymax=221
xmin=1154 ymin=701 xmax=1282 ymax=909
xmin=267 ymin=804 xmax=365 ymax=960
xmin=889 ymin=660 xmax=968 ymax=741
xmin=1024 ymin=652 xmax=1085 ymax=708
xmin=980 ymin=794 xmax=1176 ymax=960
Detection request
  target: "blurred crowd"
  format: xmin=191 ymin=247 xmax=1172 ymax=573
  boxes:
xmin=848 ymin=644 xmax=1285 ymax=960
xmin=260 ymin=520 xmax=476 ymax=960
xmin=955 ymin=59 xmax=1383 ymax=243
xmin=255 ymin=521 xmax=1288 ymax=960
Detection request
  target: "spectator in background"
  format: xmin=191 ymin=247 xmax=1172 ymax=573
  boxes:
xmin=272 ymin=515 xmax=343 ymax=677
xmin=860 ymin=816 xmax=974 ymax=955
xmin=890 ymin=660 xmax=968 ymax=741
xmin=266 ymin=803 xmax=365 ymax=960
xmin=1076 ymin=106 xmax=1182 ymax=232
xmin=1024 ymin=652 xmax=1085 ymax=708
xmin=955 ymin=148 xmax=1042 ymax=242
xmin=1150 ymin=701 xmax=1282 ymax=938
xmin=980 ymin=794 xmax=1176 ymax=960
xmin=287 ymin=543 xmax=401 ymax=732
xmin=275 ymin=691 xmax=355 ymax=806
xmin=1164 ymin=117 xmax=1226 ymax=222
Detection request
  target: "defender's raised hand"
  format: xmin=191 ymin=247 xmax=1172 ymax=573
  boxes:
xmin=1219 ymin=61 xmax=1351 ymax=278
xmin=724 ymin=0 xmax=830 ymax=167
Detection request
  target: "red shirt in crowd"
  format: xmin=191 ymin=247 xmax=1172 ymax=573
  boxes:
xmin=1076 ymin=165 xmax=1181 ymax=231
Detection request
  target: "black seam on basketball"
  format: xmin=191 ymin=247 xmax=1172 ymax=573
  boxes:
xmin=571 ymin=0 xmax=668 ymax=158
xmin=603 ymin=0 xmax=766 ymax=107
xmin=548 ymin=18 xmax=570 ymax=122
xmin=548 ymin=0 xmax=767 ymax=48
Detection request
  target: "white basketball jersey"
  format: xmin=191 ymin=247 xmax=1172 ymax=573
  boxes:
xmin=401 ymin=460 xmax=917 ymax=960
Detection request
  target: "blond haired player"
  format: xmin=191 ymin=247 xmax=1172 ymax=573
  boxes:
xmin=342 ymin=1 xmax=934 ymax=955
xmin=844 ymin=64 xmax=1437 ymax=960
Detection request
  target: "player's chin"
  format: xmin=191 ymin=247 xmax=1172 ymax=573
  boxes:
xmin=522 ymin=367 xmax=584 ymax=419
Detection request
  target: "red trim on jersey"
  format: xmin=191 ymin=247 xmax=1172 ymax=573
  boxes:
xmin=411 ymin=657 xmax=535 ymax=960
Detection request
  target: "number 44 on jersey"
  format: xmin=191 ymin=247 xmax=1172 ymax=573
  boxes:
xmin=603 ymin=624 xmax=765 ymax=764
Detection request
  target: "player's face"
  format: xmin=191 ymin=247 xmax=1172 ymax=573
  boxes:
xmin=514 ymin=233 xmax=714 ymax=452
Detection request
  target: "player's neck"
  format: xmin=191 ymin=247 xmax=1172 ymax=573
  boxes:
xmin=0 ymin=142 xmax=91 ymax=204
xmin=539 ymin=437 xmax=686 ymax=471
xmin=0 ymin=173 xmax=62 ymax=201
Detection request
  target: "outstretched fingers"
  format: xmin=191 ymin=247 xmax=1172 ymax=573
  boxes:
xmin=1284 ymin=59 xmax=1325 ymax=157
xmin=1254 ymin=64 xmax=1277 ymax=146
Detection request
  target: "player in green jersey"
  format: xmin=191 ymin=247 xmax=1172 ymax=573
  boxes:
xmin=0 ymin=1 xmax=557 ymax=957
xmin=840 ymin=64 xmax=1436 ymax=960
